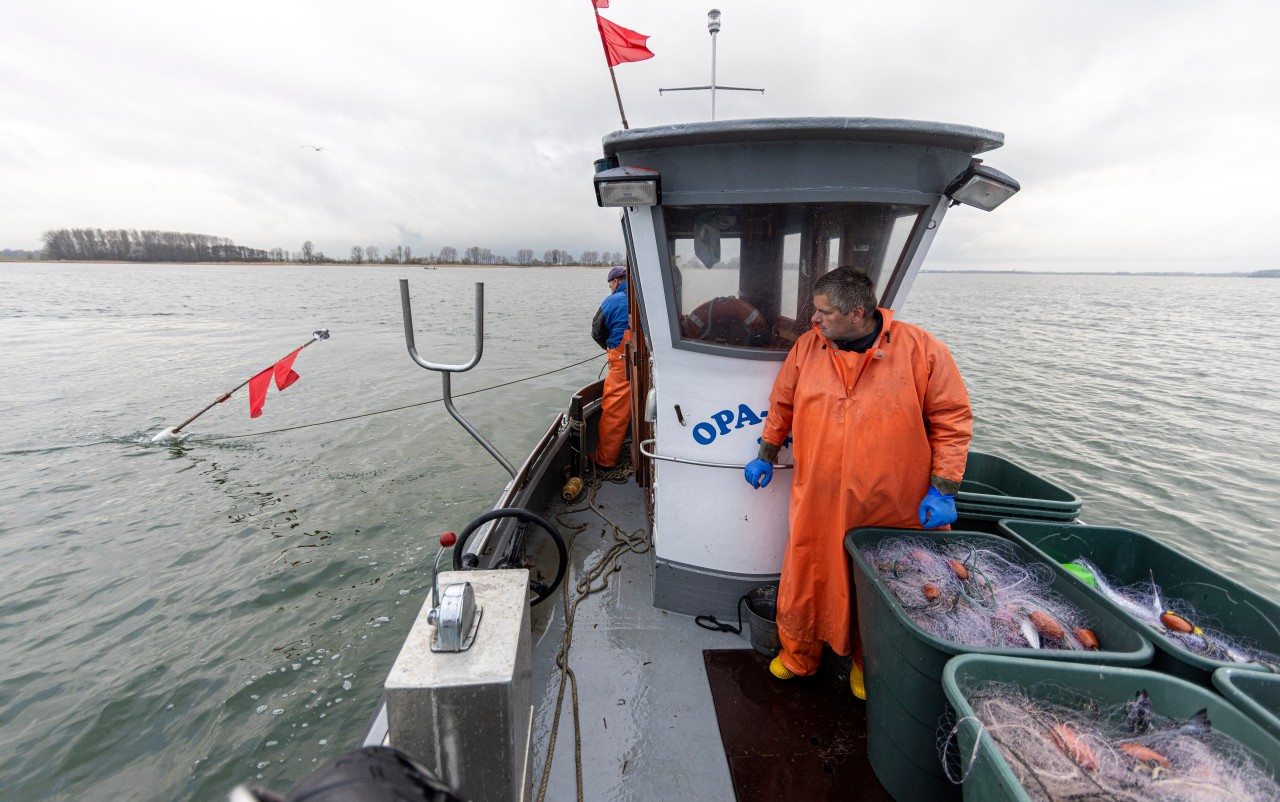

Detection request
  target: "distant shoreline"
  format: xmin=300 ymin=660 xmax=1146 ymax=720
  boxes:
xmin=0 ymin=259 xmax=606 ymax=269
xmin=0 ymin=258 xmax=1274 ymax=277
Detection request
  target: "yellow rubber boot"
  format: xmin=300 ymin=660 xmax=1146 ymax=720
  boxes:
xmin=849 ymin=662 xmax=866 ymax=700
xmin=769 ymin=656 xmax=796 ymax=680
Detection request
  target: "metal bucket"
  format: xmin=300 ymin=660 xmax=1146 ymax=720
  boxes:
xmin=742 ymin=585 xmax=780 ymax=657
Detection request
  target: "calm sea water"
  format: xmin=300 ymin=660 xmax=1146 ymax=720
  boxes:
xmin=1 ymin=263 xmax=1278 ymax=800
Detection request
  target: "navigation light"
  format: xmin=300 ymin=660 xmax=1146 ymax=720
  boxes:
xmin=945 ymin=159 xmax=1020 ymax=211
xmin=594 ymin=166 xmax=662 ymax=207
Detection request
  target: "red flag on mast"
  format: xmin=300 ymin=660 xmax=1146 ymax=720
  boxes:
xmin=248 ymin=368 xmax=273 ymax=418
xmin=273 ymin=347 xmax=303 ymax=391
xmin=596 ymin=15 xmax=654 ymax=67
xmin=248 ymin=348 xmax=305 ymax=418
xmin=593 ymin=0 xmax=609 ymax=7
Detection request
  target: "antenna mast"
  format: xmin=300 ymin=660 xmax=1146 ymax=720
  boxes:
xmin=659 ymin=9 xmax=763 ymax=121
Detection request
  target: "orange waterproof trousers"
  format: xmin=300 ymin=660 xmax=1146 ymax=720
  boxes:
xmin=592 ymin=333 xmax=632 ymax=467
xmin=762 ymin=311 xmax=972 ymax=676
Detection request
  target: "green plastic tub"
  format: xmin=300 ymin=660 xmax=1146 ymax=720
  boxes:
xmin=845 ymin=527 xmax=1153 ymax=802
xmin=998 ymin=518 xmax=1280 ymax=686
xmin=1214 ymin=668 xmax=1280 ymax=741
xmin=953 ymin=502 xmax=1078 ymax=523
xmin=958 ymin=451 xmax=1083 ymax=514
xmin=944 ymin=654 xmax=1280 ymax=802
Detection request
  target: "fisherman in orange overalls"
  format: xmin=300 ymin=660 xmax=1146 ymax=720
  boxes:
xmin=591 ymin=265 xmax=632 ymax=468
xmin=744 ymin=266 xmax=972 ymax=699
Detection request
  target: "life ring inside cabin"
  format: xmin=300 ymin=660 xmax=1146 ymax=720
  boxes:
xmin=681 ymin=296 xmax=771 ymax=347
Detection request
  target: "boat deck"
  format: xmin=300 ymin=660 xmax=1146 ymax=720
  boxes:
xmin=529 ymin=473 xmax=737 ymax=800
xmin=527 ymin=472 xmax=891 ymax=802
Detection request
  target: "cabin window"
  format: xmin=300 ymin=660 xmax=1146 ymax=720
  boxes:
xmin=663 ymin=202 xmax=925 ymax=351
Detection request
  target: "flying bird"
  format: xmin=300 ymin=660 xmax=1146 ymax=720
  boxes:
xmin=299 ymin=145 xmax=334 ymax=152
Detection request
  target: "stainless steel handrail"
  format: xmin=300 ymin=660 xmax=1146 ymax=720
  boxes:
xmin=638 ymin=438 xmax=794 ymax=469
xmin=399 ymin=279 xmax=515 ymax=477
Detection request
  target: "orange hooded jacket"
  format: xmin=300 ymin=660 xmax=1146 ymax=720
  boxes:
xmin=761 ymin=308 xmax=972 ymax=661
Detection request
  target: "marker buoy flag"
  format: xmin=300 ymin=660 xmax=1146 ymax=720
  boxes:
xmin=274 ymin=347 xmax=303 ymax=391
xmin=250 ymin=347 xmax=307 ymax=418
xmin=151 ymin=329 xmax=330 ymax=442
xmin=248 ymin=368 xmax=274 ymax=418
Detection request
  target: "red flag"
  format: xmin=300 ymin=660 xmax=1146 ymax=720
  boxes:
xmin=273 ymin=347 xmax=303 ymax=391
xmin=593 ymin=0 xmax=608 ymax=7
xmin=248 ymin=368 xmax=273 ymax=418
xmin=596 ymin=15 xmax=654 ymax=67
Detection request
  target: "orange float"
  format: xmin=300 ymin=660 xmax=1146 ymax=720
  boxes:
xmin=1117 ymin=742 xmax=1171 ymax=768
xmin=1050 ymin=722 xmax=1096 ymax=771
xmin=1029 ymin=610 xmax=1066 ymax=641
xmin=1160 ymin=612 xmax=1195 ymax=633
xmin=1073 ymin=627 xmax=1100 ymax=650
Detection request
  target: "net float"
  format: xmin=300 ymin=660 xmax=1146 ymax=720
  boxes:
xmin=1160 ymin=612 xmax=1195 ymax=633
xmin=948 ymin=559 xmax=969 ymax=581
xmin=923 ymin=583 xmax=941 ymax=602
xmin=1073 ymin=627 xmax=1099 ymax=650
xmin=911 ymin=549 xmax=940 ymax=571
xmin=1050 ymin=722 xmax=1096 ymax=771
xmin=1116 ymin=742 xmax=1170 ymax=769
xmin=1029 ymin=610 xmax=1066 ymax=641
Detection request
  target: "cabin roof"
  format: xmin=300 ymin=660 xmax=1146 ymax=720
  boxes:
xmin=603 ymin=117 xmax=1004 ymax=158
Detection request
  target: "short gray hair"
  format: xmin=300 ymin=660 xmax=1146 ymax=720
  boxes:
xmin=811 ymin=266 xmax=877 ymax=315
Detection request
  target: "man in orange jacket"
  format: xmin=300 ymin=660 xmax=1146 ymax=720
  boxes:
xmin=744 ymin=266 xmax=972 ymax=698
xmin=591 ymin=265 xmax=632 ymax=468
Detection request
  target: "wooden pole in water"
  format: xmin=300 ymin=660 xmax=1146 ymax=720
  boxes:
xmin=154 ymin=330 xmax=329 ymax=441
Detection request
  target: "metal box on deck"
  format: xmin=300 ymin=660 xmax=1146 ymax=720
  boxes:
xmin=845 ymin=527 xmax=1153 ymax=802
xmin=385 ymin=569 xmax=532 ymax=802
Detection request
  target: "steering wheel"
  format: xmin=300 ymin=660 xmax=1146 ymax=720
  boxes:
xmin=452 ymin=507 xmax=568 ymax=606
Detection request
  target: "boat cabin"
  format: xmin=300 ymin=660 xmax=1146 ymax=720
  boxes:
xmin=594 ymin=118 xmax=1017 ymax=619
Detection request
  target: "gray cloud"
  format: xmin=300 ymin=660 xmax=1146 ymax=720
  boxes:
xmin=3 ymin=0 xmax=1278 ymax=272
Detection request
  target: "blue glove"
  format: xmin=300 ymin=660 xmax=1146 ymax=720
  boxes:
xmin=918 ymin=486 xmax=957 ymax=529
xmin=744 ymin=458 xmax=773 ymax=489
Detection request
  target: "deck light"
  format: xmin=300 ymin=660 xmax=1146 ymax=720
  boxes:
xmin=594 ymin=165 xmax=661 ymax=207
xmin=945 ymin=159 xmax=1020 ymax=211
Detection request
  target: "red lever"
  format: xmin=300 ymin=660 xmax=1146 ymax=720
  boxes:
xmin=440 ymin=531 xmax=457 ymax=547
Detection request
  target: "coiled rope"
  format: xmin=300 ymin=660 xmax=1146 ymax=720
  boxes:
xmin=534 ymin=456 xmax=650 ymax=802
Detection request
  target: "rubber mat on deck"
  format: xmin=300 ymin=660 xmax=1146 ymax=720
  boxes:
xmin=703 ymin=649 xmax=893 ymax=802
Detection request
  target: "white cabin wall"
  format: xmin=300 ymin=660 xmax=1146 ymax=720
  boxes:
xmin=627 ymin=207 xmax=793 ymax=579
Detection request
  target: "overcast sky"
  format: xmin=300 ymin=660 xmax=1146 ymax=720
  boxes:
xmin=3 ymin=0 xmax=1278 ymax=272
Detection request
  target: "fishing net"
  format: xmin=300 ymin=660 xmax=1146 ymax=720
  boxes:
xmin=1070 ymin=558 xmax=1280 ymax=667
xmin=861 ymin=536 xmax=1100 ymax=651
xmin=943 ymin=681 xmax=1280 ymax=801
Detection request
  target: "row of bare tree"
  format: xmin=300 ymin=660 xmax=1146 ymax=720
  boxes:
xmin=37 ymin=228 xmax=625 ymax=267
xmin=41 ymin=228 xmax=269 ymax=263
xmin=339 ymin=244 xmax=626 ymax=266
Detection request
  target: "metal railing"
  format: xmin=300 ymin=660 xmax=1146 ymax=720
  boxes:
xmin=399 ymin=279 xmax=515 ymax=477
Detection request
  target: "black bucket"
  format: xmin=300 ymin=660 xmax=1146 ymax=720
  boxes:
xmin=742 ymin=585 xmax=780 ymax=657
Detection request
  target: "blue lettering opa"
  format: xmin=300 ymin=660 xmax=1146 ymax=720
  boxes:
xmin=691 ymin=404 xmax=767 ymax=445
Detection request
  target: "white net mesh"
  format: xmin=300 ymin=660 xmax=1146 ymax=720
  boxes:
xmin=944 ymin=681 xmax=1280 ymax=801
xmin=862 ymin=536 xmax=1100 ymax=650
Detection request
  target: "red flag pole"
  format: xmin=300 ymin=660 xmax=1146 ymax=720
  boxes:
xmin=152 ymin=329 xmax=330 ymax=442
xmin=594 ymin=7 xmax=630 ymax=130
